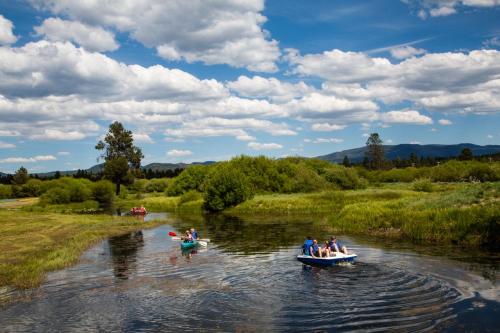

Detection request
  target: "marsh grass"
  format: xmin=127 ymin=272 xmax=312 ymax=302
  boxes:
xmin=229 ymin=182 xmax=499 ymax=248
xmin=0 ymin=210 xmax=164 ymax=289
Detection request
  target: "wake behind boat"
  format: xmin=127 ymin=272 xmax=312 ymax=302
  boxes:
xmin=297 ymin=252 xmax=357 ymax=266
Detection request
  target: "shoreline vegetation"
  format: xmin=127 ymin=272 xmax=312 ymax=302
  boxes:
xmin=0 ymin=209 xmax=164 ymax=289
xmin=1 ymin=153 xmax=499 ymax=290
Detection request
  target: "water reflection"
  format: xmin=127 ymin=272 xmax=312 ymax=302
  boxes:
xmin=108 ymin=231 xmax=144 ymax=280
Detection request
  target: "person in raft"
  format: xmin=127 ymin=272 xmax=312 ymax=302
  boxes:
xmin=139 ymin=205 xmax=147 ymax=214
xmin=329 ymin=236 xmax=349 ymax=254
xmin=302 ymin=236 xmax=313 ymax=255
xmin=309 ymin=239 xmax=325 ymax=258
xmin=322 ymin=241 xmax=332 ymax=257
xmin=190 ymin=228 xmax=199 ymax=240
xmin=182 ymin=230 xmax=193 ymax=243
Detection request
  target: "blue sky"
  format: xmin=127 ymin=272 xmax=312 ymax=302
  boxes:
xmin=0 ymin=0 xmax=499 ymax=173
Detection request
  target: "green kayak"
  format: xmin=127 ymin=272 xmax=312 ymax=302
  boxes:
xmin=180 ymin=240 xmax=198 ymax=250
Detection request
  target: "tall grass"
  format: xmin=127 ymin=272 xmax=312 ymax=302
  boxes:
xmin=0 ymin=210 xmax=164 ymax=289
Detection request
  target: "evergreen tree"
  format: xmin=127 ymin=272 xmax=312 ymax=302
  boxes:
xmin=96 ymin=122 xmax=144 ymax=195
xmin=342 ymin=155 xmax=351 ymax=167
xmin=12 ymin=166 xmax=29 ymax=185
xmin=365 ymin=133 xmax=384 ymax=170
xmin=458 ymin=148 xmax=473 ymax=161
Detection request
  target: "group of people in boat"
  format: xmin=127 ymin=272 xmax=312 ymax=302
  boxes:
xmin=130 ymin=205 xmax=147 ymax=215
xmin=302 ymin=236 xmax=349 ymax=257
xmin=181 ymin=228 xmax=199 ymax=243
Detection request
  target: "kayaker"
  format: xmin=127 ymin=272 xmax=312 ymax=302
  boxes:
xmin=190 ymin=228 xmax=199 ymax=240
xmin=182 ymin=230 xmax=193 ymax=242
xmin=302 ymin=236 xmax=313 ymax=255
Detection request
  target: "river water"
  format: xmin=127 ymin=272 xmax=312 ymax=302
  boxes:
xmin=0 ymin=212 xmax=498 ymax=332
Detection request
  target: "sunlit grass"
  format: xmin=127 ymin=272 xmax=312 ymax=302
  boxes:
xmin=0 ymin=210 xmax=164 ymax=289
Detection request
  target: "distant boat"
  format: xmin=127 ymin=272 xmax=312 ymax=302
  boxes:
xmin=130 ymin=207 xmax=147 ymax=215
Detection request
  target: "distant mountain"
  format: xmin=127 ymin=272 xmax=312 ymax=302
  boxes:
xmin=318 ymin=143 xmax=500 ymax=163
xmin=29 ymin=161 xmax=214 ymax=178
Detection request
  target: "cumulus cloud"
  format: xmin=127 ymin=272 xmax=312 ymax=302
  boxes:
xmin=405 ymin=0 xmax=500 ymax=18
xmin=0 ymin=130 xmax=20 ymax=136
xmin=31 ymin=0 xmax=280 ymax=72
xmin=390 ymin=46 xmax=426 ymax=59
xmin=0 ymin=155 xmax=56 ymax=163
xmin=0 ymin=15 xmax=17 ymax=45
xmin=34 ymin=18 xmax=119 ymax=52
xmin=0 ymin=141 xmax=15 ymax=149
xmin=311 ymin=123 xmax=346 ymax=131
xmin=287 ymin=48 xmax=500 ymax=114
xmin=57 ymin=151 xmax=70 ymax=155
xmin=312 ymin=138 xmax=344 ymax=144
xmin=438 ymin=119 xmax=453 ymax=125
xmin=248 ymin=142 xmax=283 ymax=150
xmin=167 ymin=149 xmax=192 ymax=157
xmin=379 ymin=110 xmax=433 ymax=125
xmin=227 ymin=76 xmax=313 ymax=102
xmin=133 ymin=133 xmax=154 ymax=143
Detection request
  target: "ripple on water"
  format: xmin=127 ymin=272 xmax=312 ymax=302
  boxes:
xmin=0 ymin=227 xmax=481 ymax=332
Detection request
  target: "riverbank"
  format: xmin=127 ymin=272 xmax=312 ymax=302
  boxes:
xmin=228 ymin=182 xmax=499 ymax=248
xmin=0 ymin=209 xmax=164 ymax=289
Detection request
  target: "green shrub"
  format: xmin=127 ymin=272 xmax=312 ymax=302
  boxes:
xmin=229 ymin=155 xmax=283 ymax=193
xmin=179 ymin=190 xmax=202 ymax=205
xmin=281 ymin=163 xmax=330 ymax=193
xmin=167 ymin=165 xmax=209 ymax=196
xmin=0 ymin=184 xmax=12 ymax=199
xmin=40 ymin=187 xmax=72 ymax=204
xmin=323 ymin=165 xmax=366 ymax=189
xmin=92 ymin=180 xmax=115 ymax=208
xmin=203 ymin=163 xmax=254 ymax=211
xmin=465 ymin=164 xmax=498 ymax=182
xmin=130 ymin=179 xmax=148 ymax=193
xmin=145 ymin=178 xmax=169 ymax=192
xmin=412 ymin=178 xmax=434 ymax=192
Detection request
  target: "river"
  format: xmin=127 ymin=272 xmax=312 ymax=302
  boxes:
xmin=0 ymin=212 xmax=498 ymax=332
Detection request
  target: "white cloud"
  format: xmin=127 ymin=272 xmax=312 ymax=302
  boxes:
xmin=133 ymin=133 xmax=154 ymax=143
xmin=311 ymin=123 xmax=346 ymax=131
xmin=380 ymin=110 xmax=433 ymax=125
xmin=0 ymin=155 xmax=56 ymax=163
xmin=487 ymin=134 xmax=493 ymax=139
xmin=167 ymin=149 xmax=192 ymax=157
xmin=35 ymin=18 xmax=119 ymax=52
xmin=312 ymin=138 xmax=344 ymax=144
xmin=32 ymin=0 xmax=280 ymax=72
xmin=483 ymin=36 xmax=500 ymax=48
xmin=30 ymin=129 xmax=88 ymax=140
xmin=248 ymin=142 xmax=283 ymax=150
xmin=287 ymin=48 xmax=500 ymax=114
xmin=438 ymin=119 xmax=453 ymax=125
xmin=390 ymin=46 xmax=426 ymax=59
xmin=57 ymin=151 xmax=70 ymax=156
xmin=430 ymin=6 xmax=457 ymax=16
xmin=0 ymin=141 xmax=15 ymax=149
xmin=409 ymin=141 xmax=421 ymax=144
xmin=227 ymin=76 xmax=313 ymax=102
xmin=0 ymin=130 xmax=20 ymax=136
xmin=0 ymin=15 xmax=17 ymax=45
xmin=406 ymin=0 xmax=500 ymax=18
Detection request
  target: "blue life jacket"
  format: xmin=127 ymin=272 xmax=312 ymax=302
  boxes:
xmin=310 ymin=244 xmax=319 ymax=256
xmin=328 ymin=240 xmax=335 ymax=251
xmin=192 ymin=231 xmax=198 ymax=239
xmin=303 ymin=239 xmax=313 ymax=254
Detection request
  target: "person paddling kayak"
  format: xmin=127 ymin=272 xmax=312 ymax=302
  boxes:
xmin=190 ymin=228 xmax=199 ymax=240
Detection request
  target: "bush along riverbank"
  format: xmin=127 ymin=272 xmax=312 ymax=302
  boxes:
xmin=227 ymin=182 xmax=499 ymax=249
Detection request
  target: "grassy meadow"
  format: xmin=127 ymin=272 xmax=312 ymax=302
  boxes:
xmin=0 ymin=208 xmax=164 ymax=289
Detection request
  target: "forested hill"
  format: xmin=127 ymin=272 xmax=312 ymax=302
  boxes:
xmin=318 ymin=143 xmax=500 ymax=163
